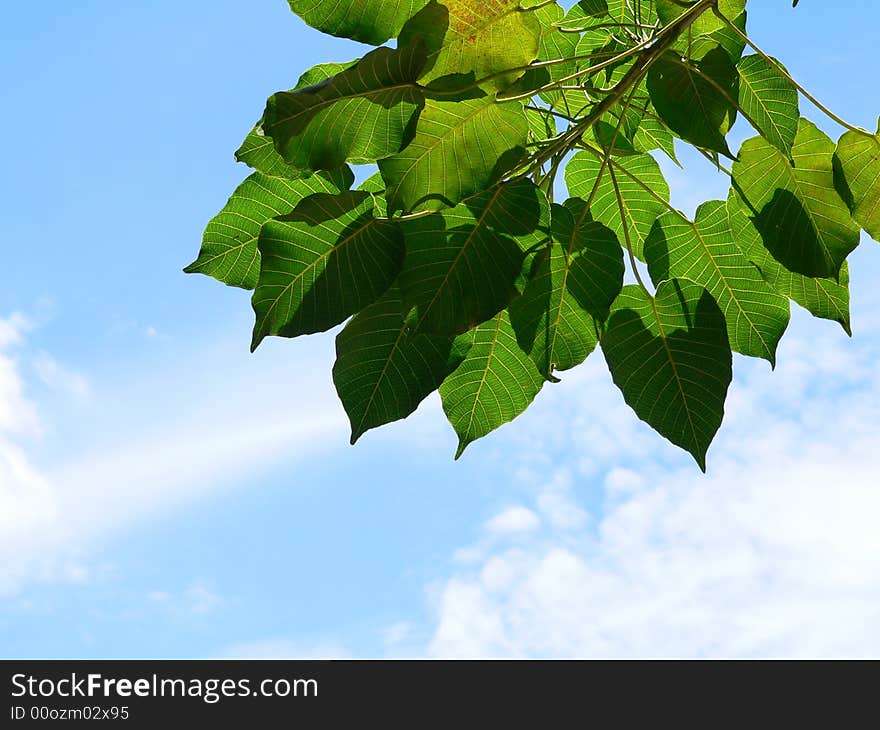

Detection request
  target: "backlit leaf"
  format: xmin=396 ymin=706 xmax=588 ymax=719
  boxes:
xmin=730 ymin=118 xmax=860 ymax=279
xmin=440 ymin=310 xmax=544 ymax=458
xmin=834 ymin=118 xmax=880 ymax=241
xmin=566 ymin=151 xmax=671 ymax=259
xmin=379 ymin=96 xmax=528 ymax=214
xmin=333 ymin=284 xmax=471 ymax=444
xmin=399 ymin=179 xmax=550 ymax=335
xmin=737 ymin=54 xmax=799 ymax=156
xmin=510 ymin=200 xmax=624 ymax=377
xmin=645 ymin=201 xmax=791 ymax=365
xmin=252 ymin=191 xmax=404 ymax=348
xmin=602 ymin=279 xmax=732 ymax=471
xmin=288 ymin=0 xmax=430 ymax=45
xmin=263 ymin=44 xmax=427 ymax=172
xmin=185 ymin=167 xmax=353 ymax=290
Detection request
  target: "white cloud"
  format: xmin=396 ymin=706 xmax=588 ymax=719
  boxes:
xmin=485 ymin=506 xmax=541 ymax=535
xmin=427 ymin=315 xmax=880 ymax=658
xmin=0 ymin=314 xmax=347 ymax=596
xmin=148 ymin=579 xmax=223 ymax=617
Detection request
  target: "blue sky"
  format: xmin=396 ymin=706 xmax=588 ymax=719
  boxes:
xmin=1 ymin=1 xmax=879 ymax=658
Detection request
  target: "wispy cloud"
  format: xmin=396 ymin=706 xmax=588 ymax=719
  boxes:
xmin=0 ymin=313 xmax=346 ymax=596
xmin=427 ymin=312 xmax=880 ymax=658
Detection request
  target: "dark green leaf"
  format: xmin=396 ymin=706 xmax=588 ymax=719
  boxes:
xmin=727 ymin=200 xmax=852 ymax=333
xmin=602 ymin=279 xmax=732 ymax=471
xmin=235 ymin=62 xmax=357 ymax=178
xmin=251 ymin=191 xmax=404 ymax=348
xmin=647 ymin=48 xmax=738 ymax=157
xmin=510 ymin=200 xmax=624 ymax=377
xmin=399 ymin=179 xmax=550 ymax=335
xmin=440 ymin=310 xmax=544 ymax=458
xmin=333 ymin=284 xmax=471 ymax=444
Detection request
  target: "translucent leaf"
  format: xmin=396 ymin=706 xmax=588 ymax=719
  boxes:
xmin=834 ymin=118 xmax=880 ymax=241
xmin=399 ymin=179 xmax=550 ymax=335
xmin=251 ymin=191 xmax=404 ymax=348
xmin=602 ymin=279 xmax=732 ymax=471
xmin=565 ymin=151 xmax=670 ymax=259
xmin=185 ymin=168 xmax=353 ymax=290
xmin=235 ymin=62 xmax=357 ymax=179
xmin=399 ymin=0 xmax=542 ymax=91
xmin=737 ymin=55 xmax=799 ymax=157
xmin=510 ymin=201 xmax=624 ymax=377
xmin=333 ymin=285 xmax=471 ymax=444
xmin=440 ymin=310 xmax=544 ymax=458
xmin=262 ymin=44 xmax=427 ymax=172
xmin=379 ymin=96 xmax=528 ymax=214
xmin=730 ymin=118 xmax=860 ymax=279
xmin=287 ymin=0 xmax=430 ymax=45
xmin=645 ymin=201 xmax=791 ymax=365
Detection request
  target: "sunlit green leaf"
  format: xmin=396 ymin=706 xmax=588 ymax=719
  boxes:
xmin=645 ymin=201 xmax=791 ymax=364
xmin=566 ymin=151 xmax=671 ymax=259
xmin=399 ymin=0 xmax=542 ymax=91
xmin=737 ymin=54 xmax=799 ymax=156
xmin=379 ymin=96 xmax=528 ymax=213
xmin=727 ymin=200 xmax=853 ymax=334
xmin=834 ymin=118 xmax=880 ymax=241
xmin=440 ymin=310 xmax=544 ymax=458
xmin=288 ymin=0 xmax=430 ymax=45
xmin=730 ymin=118 xmax=861 ymax=279
xmin=185 ymin=168 xmax=353 ymax=290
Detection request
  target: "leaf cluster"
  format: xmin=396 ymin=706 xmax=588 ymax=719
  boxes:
xmin=187 ymin=0 xmax=880 ymax=469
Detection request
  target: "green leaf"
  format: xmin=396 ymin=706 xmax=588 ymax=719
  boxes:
xmin=440 ymin=310 xmax=544 ymax=458
xmin=730 ymin=118 xmax=861 ymax=279
xmin=656 ymin=0 xmax=744 ymax=36
xmin=379 ymin=96 xmax=528 ymax=213
xmin=287 ymin=0 xmax=430 ymax=45
xmin=185 ymin=168 xmax=353 ymax=290
xmin=565 ymin=151 xmax=671 ymax=260
xmin=235 ymin=62 xmax=357 ymax=179
xmin=633 ymin=111 xmax=679 ymax=163
xmin=834 ymin=118 xmax=880 ymax=241
xmin=645 ymin=201 xmax=791 ymax=365
xmin=602 ymin=279 xmax=732 ymax=471
xmin=399 ymin=179 xmax=550 ymax=335
xmin=399 ymin=0 xmax=541 ymax=91
xmin=251 ymin=191 xmax=404 ymax=349
xmin=727 ymin=200 xmax=852 ymax=334
xmin=736 ymin=54 xmax=799 ymax=156
xmin=333 ymin=284 xmax=471 ymax=444
xmin=510 ymin=200 xmax=624 ymax=377
xmin=262 ymin=44 xmax=427 ymax=172
xmin=647 ymin=48 xmax=738 ymax=157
